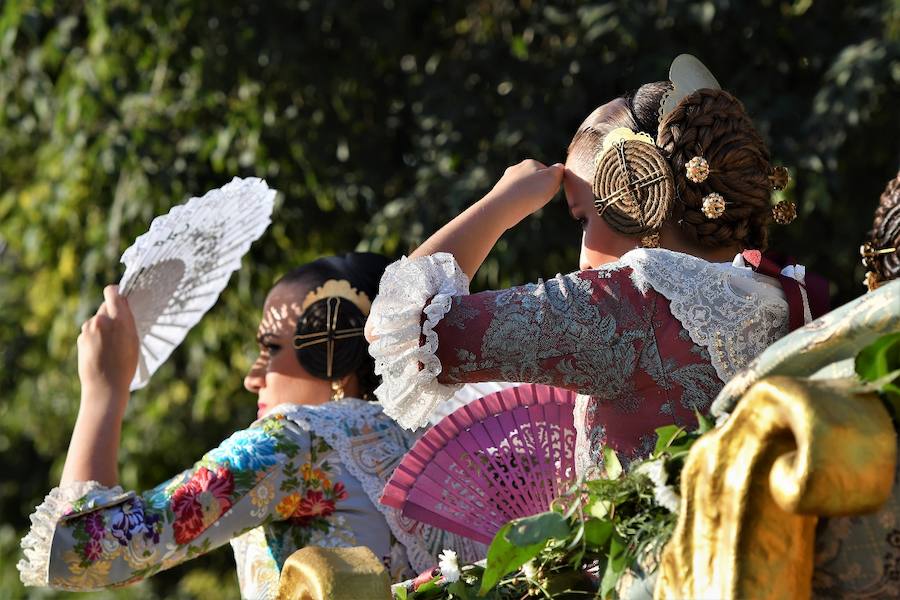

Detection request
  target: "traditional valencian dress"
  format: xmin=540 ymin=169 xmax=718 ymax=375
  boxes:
xmin=18 ymin=399 xmax=481 ymax=598
xmin=368 ymin=249 xmax=813 ymax=474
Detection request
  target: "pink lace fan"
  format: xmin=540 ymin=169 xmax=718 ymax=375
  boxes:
xmin=381 ymin=384 xmax=578 ymax=544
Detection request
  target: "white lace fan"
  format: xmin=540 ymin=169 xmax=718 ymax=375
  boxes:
xmin=119 ymin=177 xmax=276 ymax=390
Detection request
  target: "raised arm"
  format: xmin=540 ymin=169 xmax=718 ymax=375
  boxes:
xmin=409 ymin=159 xmax=564 ymax=279
xmin=369 ymin=260 xmax=650 ymax=429
xmin=61 ymin=285 xmax=138 ymax=487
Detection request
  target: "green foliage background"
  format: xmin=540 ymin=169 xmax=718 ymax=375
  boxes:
xmin=0 ymin=0 xmax=898 ymax=597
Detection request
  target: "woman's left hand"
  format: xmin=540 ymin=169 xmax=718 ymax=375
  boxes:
xmin=77 ymin=285 xmax=140 ymax=405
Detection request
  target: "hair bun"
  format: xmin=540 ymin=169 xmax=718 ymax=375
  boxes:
xmin=293 ymin=297 xmax=368 ymax=380
xmin=657 ymin=88 xmax=773 ymax=250
xmin=592 ymin=139 xmax=675 ymax=237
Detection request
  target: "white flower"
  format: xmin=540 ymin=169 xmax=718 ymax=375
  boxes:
xmin=653 ymin=483 xmax=681 ymax=513
xmin=438 ymin=548 xmax=460 ymax=583
xmin=522 ymin=559 xmax=538 ymax=580
xmin=635 ymin=459 xmax=681 ymax=513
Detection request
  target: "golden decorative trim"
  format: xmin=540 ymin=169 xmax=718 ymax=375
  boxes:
xmin=656 ymin=376 xmax=896 ymax=600
xmin=301 ymin=279 xmax=372 ymax=316
xmin=276 ymin=546 xmax=391 ymax=600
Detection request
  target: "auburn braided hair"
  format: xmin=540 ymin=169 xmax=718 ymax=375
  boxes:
xmin=867 ymin=172 xmax=900 ymax=284
xmin=657 ymin=89 xmax=774 ymax=250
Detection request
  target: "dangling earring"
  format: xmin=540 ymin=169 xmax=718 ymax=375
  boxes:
xmin=330 ymin=379 xmax=345 ymax=401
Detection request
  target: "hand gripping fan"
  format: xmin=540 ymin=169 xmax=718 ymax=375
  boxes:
xmin=118 ymin=177 xmax=276 ymax=390
xmin=381 ymin=384 xmax=578 ymax=544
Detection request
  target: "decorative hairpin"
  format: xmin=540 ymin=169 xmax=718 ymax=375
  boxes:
xmin=685 ymin=156 xmax=710 ymax=183
xmin=701 ymin=192 xmax=726 ymax=219
xmin=301 ymin=279 xmax=372 ymax=315
xmin=594 ymin=127 xmax=657 ymax=166
xmin=860 ymin=241 xmax=897 ymax=291
xmin=860 ymin=242 xmax=898 ymax=268
xmin=772 ymin=200 xmax=797 ymax=225
xmin=659 ymin=54 xmax=722 ymax=121
xmin=769 ymin=166 xmax=791 ymax=191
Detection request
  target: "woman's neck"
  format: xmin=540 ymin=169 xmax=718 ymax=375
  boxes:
xmin=659 ymin=223 xmax=741 ymax=263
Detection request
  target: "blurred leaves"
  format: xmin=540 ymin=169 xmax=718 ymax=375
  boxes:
xmin=1 ymin=0 xmax=898 ymax=597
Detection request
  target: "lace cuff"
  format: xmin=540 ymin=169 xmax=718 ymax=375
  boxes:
xmin=369 ymin=253 xmax=470 ymax=429
xmin=18 ymin=481 xmax=129 ymax=586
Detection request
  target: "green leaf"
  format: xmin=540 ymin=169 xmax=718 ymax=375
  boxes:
xmin=479 ymin=522 xmax=547 ymax=594
xmin=603 ymin=446 xmax=623 ymax=479
xmin=654 ymin=425 xmax=686 ymax=454
xmin=506 ymin=511 xmax=570 ymax=546
xmin=695 ymin=410 xmax=714 ymax=433
xmin=600 ymin=533 xmax=629 ymax=599
xmin=394 ymin=586 xmax=408 ymax=600
xmin=855 ymin=332 xmax=900 ymax=384
xmin=447 ymin=579 xmax=472 ymax=599
xmin=583 ymin=518 xmax=614 ymax=549
xmin=410 ymin=578 xmax=442 ymax=598
xmin=585 ymin=496 xmax=613 ymax=519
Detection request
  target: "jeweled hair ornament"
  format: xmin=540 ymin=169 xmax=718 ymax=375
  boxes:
xmin=769 ymin=166 xmax=791 ymax=191
xmin=772 ymin=200 xmax=797 ymax=225
xmin=861 ymin=241 xmax=897 ymax=291
xmin=701 ymin=193 xmax=726 ymax=219
xmin=659 ymin=54 xmax=721 ymax=121
xmin=685 ymin=156 xmax=710 ymax=183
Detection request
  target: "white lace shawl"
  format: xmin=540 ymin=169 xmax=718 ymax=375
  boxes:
xmin=270 ymin=400 xmax=485 ymax=572
xmin=369 ymin=250 xmax=797 ymax=430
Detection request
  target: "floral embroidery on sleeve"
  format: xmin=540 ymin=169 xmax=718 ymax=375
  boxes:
xmin=24 ymin=412 xmax=354 ymax=592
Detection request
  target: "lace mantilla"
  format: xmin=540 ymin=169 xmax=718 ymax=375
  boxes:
xmin=18 ymin=481 xmax=131 ymax=586
xmin=270 ymin=400 xmax=484 ymax=572
xmin=369 ymin=253 xmax=470 ymax=429
xmin=621 ymin=248 xmax=789 ymax=383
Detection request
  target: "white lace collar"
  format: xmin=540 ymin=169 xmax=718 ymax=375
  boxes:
xmin=614 ymin=248 xmax=791 ymax=383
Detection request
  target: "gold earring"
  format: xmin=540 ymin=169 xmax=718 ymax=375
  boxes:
xmin=330 ymin=379 xmax=345 ymax=401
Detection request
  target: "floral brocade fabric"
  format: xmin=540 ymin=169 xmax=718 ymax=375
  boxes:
xmin=18 ymin=400 xmax=448 ymax=598
xmin=433 ymin=267 xmax=723 ymax=469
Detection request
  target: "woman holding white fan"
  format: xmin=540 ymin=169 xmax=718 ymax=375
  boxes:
xmin=18 ymin=237 xmax=481 ymax=597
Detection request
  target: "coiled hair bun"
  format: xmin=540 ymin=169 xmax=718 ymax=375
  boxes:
xmin=294 ymin=296 xmax=370 ymax=380
xmin=657 ymin=88 xmax=774 ymax=250
xmin=276 ymin=252 xmax=391 ymax=399
xmin=592 ymin=137 xmax=675 ymax=238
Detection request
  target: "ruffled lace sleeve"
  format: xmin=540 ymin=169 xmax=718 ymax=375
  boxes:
xmin=18 ymin=482 xmax=131 ymax=587
xmin=368 ymin=253 xmax=470 ymax=429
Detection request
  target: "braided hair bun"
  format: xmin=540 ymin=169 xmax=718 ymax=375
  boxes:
xmin=657 ymin=89 xmax=774 ymax=249
xmin=867 ymin=172 xmax=900 ymax=284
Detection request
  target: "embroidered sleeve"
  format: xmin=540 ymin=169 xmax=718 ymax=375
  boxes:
xmin=368 ymin=253 xmax=470 ymax=429
xmin=432 ymin=267 xmax=649 ymax=392
xmin=18 ymin=415 xmax=348 ymax=591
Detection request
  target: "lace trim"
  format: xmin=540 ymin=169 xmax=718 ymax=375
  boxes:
xmin=621 ymin=248 xmax=789 ymax=383
xmin=18 ymin=481 xmax=128 ymax=586
xmin=369 ymin=253 xmax=470 ymax=429
xmin=272 ymin=401 xmax=484 ymax=573
xmin=573 ymin=394 xmax=594 ymax=479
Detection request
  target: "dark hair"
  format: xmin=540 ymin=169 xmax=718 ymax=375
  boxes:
xmin=657 ymin=89 xmax=774 ymax=249
xmin=567 ymin=82 xmax=669 ymax=175
xmin=275 ymin=252 xmax=391 ymax=400
xmin=568 ymin=81 xmax=776 ymax=249
xmin=867 ymin=172 xmax=900 ymax=284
